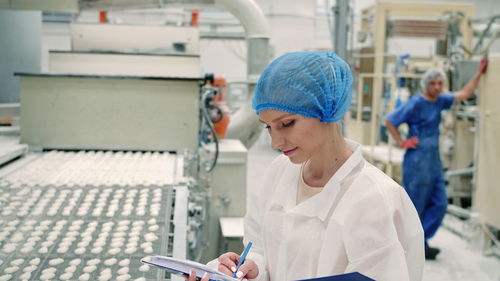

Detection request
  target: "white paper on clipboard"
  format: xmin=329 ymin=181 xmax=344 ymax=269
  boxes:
xmin=141 ymin=256 xmax=238 ymax=281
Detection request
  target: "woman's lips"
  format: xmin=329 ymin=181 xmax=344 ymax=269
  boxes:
xmin=283 ymin=148 xmax=297 ymax=156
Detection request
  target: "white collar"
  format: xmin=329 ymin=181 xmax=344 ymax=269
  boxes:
xmin=269 ymin=139 xmax=365 ymax=222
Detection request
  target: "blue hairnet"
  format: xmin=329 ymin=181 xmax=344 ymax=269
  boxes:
xmin=252 ymin=51 xmax=352 ymax=123
xmin=420 ymin=69 xmax=447 ymax=91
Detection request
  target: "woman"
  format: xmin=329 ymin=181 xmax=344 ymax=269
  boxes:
xmin=191 ymin=51 xmax=424 ymax=281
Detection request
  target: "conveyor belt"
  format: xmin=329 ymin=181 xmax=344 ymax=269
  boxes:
xmin=0 ymin=150 xmax=188 ymax=281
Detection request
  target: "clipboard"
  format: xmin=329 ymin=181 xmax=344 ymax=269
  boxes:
xmin=142 ymin=256 xmax=374 ymax=281
xmin=141 ymin=256 xmax=238 ymax=281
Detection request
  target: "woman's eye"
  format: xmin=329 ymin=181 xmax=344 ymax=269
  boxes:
xmin=282 ymin=120 xmax=294 ymax=127
xmin=264 ymin=124 xmax=271 ymax=129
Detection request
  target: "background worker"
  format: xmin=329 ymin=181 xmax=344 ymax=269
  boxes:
xmin=385 ymin=57 xmax=488 ymax=260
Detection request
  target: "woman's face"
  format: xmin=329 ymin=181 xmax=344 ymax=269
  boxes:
xmin=259 ymin=109 xmax=331 ymax=164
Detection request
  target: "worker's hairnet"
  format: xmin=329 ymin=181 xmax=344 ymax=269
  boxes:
xmin=420 ymin=69 xmax=447 ymax=91
xmin=252 ymin=51 xmax=353 ymax=123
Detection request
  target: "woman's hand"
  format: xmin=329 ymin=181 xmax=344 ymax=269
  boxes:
xmin=185 ymin=269 xmax=209 ymax=281
xmin=218 ymin=252 xmax=259 ymax=280
xmin=478 ymin=56 xmax=488 ymax=74
xmin=399 ymin=137 xmax=419 ymax=149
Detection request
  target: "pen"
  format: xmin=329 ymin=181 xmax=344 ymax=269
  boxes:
xmin=233 ymin=241 xmax=253 ymax=278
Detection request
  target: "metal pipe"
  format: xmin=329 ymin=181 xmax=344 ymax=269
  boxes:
xmin=213 ymin=0 xmax=270 ymax=147
xmin=332 ymin=0 xmax=349 ymax=59
xmin=446 ymin=167 xmax=474 ymax=178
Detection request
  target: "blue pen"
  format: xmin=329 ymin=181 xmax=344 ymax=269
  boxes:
xmin=233 ymin=241 xmax=253 ymax=278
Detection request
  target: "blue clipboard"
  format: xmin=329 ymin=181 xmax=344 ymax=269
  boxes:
xmin=297 ymin=272 xmax=375 ymax=281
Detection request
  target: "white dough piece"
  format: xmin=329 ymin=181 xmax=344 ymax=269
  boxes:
xmin=0 ymin=274 xmax=12 ymax=281
xmin=83 ymin=265 xmax=97 ymax=273
xmin=75 ymin=247 xmax=86 ymax=254
xmin=70 ymin=259 xmax=82 ymax=266
xmin=7 ymin=219 xmax=19 ymax=226
xmin=20 ymin=226 xmax=33 ymax=232
xmin=91 ymin=247 xmax=103 ymax=254
xmin=65 ymin=266 xmax=77 ymax=273
xmin=128 ymin=236 xmax=140 ymax=243
xmin=117 ymin=267 xmax=129 ymax=275
xmin=23 ymin=265 xmax=37 ymax=273
xmin=3 ymin=243 xmax=17 ymax=253
xmin=10 ymin=258 xmax=24 ymax=266
xmin=78 ymin=273 xmax=90 ymax=281
xmin=126 ymin=242 xmax=138 ymax=250
xmin=129 ymin=230 xmax=141 ymax=237
xmin=59 ymin=272 xmax=74 ymax=280
xmin=41 ymin=241 xmax=54 ymax=247
xmin=49 ymin=258 xmax=64 ymax=265
xmin=81 ymin=236 xmax=93 ymax=242
xmin=118 ymin=259 xmax=130 ymax=267
xmin=148 ymin=225 xmax=159 ymax=232
xmin=57 ymin=246 xmax=69 ymax=254
xmin=118 ymin=220 xmax=130 ymax=226
xmin=131 ymin=226 xmax=143 ymax=232
xmin=124 ymin=247 xmax=136 ymax=254
xmin=104 ymin=258 xmax=117 ymax=266
xmin=20 ymin=246 xmax=33 ymax=253
xmin=18 ymin=272 xmax=31 ymax=280
xmin=25 ymin=220 xmax=37 ymax=225
xmin=108 ymin=248 xmax=121 ymax=255
xmin=111 ymin=241 xmax=124 ymax=247
xmin=40 ymin=272 xmax=56 ymax=281
xmin=132 ymin=221 xmax=144 ymax=226
xmin=59 ymin=241 xmax=72 ymax=248
xmin=87 ymin=259 xmax=101 ymax=266
xmin=3 ymin=266 xmax=19 ymax=274
xmin=41 ymin=267 xmax=56 ymax=274
xmin=116 ymin=226 xmax=129 ymax=232
xmin=40 ymin=220 xmax=52 ymax=226
xmin=23 ymin=241 xmax=36 ymax=248
xmin=98 ymin=274 xmax=113 ymax=281
xmin=116 ymin=274 xmax=131 ymax=281
xmin=144 ymin=233 xmax=158 ymax=242
xmin=139 ymin=264 xmax=150 ymax=272
xmin=29 ymin=258 xmax=41 ymax=265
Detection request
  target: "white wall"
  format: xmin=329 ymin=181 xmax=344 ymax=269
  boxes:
xmin=200 ymin=39 xmax=247 ymax=80
xmin=0 ymin=10 xmax=42 ymax=103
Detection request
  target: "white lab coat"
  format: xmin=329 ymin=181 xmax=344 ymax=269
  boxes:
xmin=244 ymin=140 xmax=424 ymax=281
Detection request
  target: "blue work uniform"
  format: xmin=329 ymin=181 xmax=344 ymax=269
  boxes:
xmin=386 ymin=93 xmax=455 ymax=245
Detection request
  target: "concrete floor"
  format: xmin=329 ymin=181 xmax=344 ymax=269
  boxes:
xmin=246 ymin=134 xmax=500 ymax=281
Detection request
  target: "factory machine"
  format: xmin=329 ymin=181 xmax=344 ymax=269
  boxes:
xmin=1 ymin=0 xmax=270 ymax=279
xmin=0 ymin=18 xmax=239 ymax=281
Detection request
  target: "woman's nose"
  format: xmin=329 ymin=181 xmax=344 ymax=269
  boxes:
xmin=270 ymin=131 xmax=285 ymax=150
